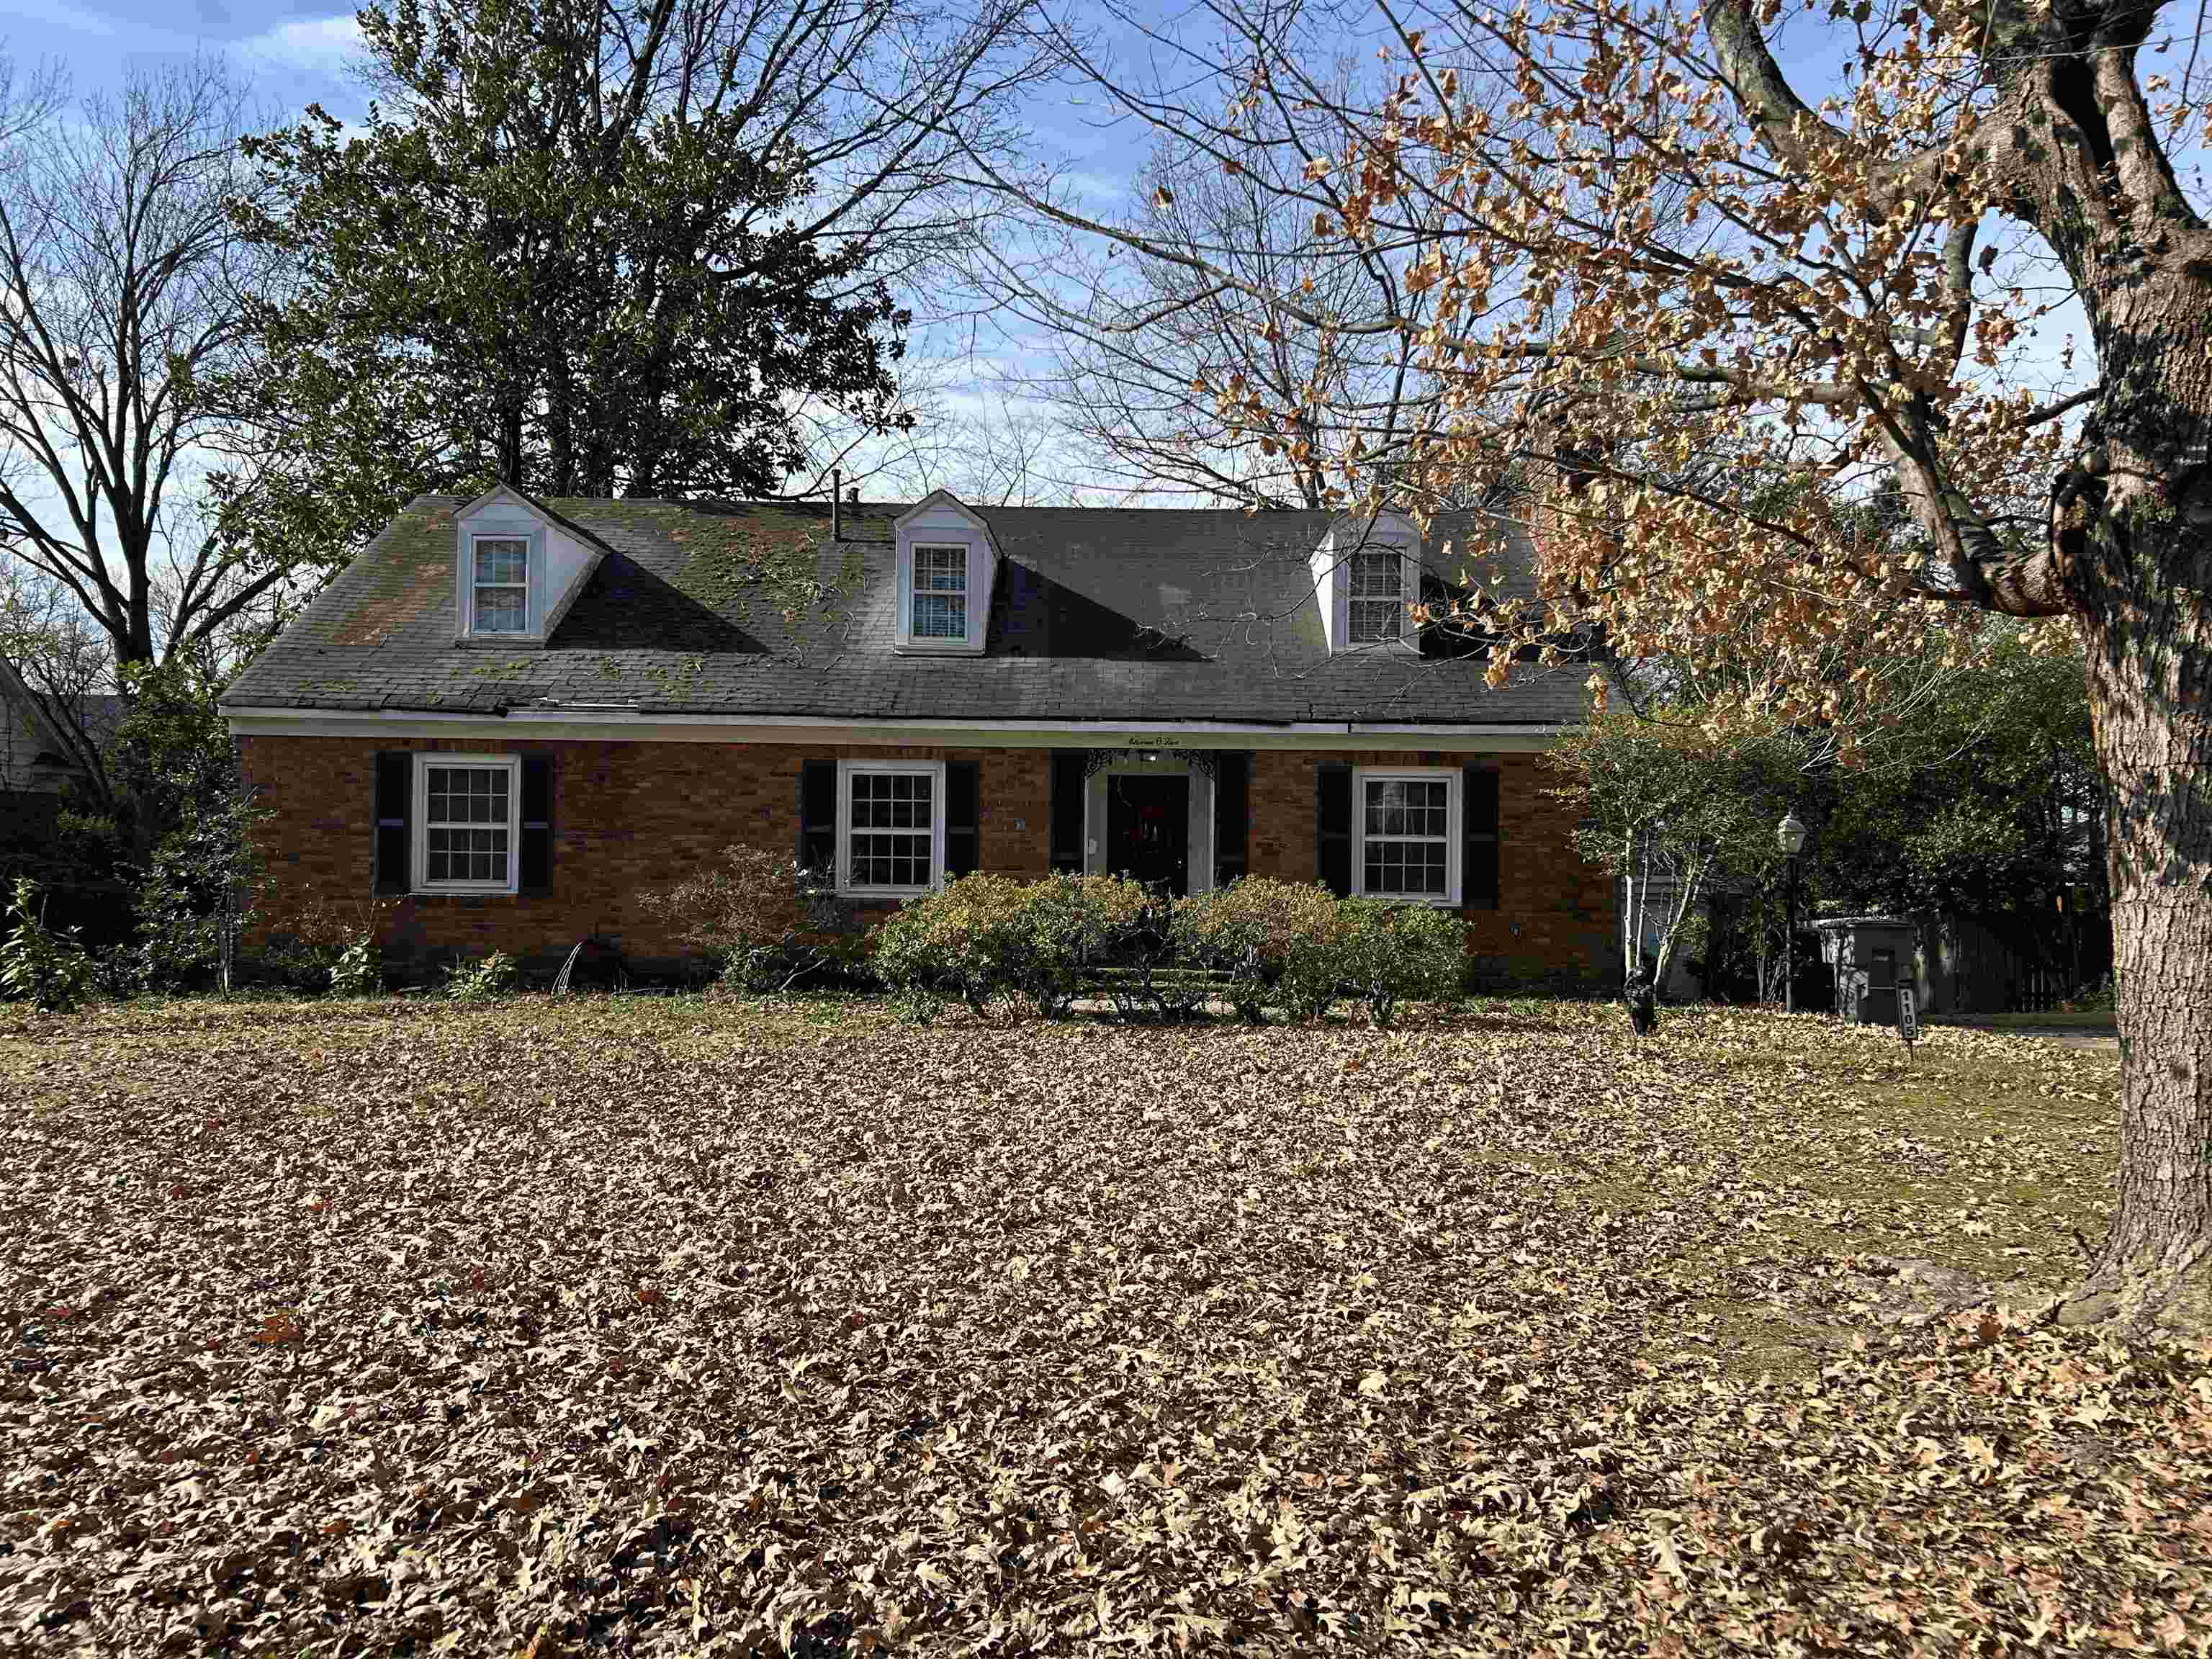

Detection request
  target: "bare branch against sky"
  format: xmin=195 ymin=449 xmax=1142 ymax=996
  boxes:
xmin=0 ymin=53 xmax=279 ymax=669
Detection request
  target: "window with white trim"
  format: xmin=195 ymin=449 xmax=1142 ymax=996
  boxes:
xmin=1347 ymin=548 xmax=1408 ymax=644
xmin=1353 ymin=767 xmax=1460 ymax=904
xmin=415 ymin=755 xmax=521 ymax=893
xmin=910 ymin=545 xmax=968 ymax=640
xmin=840 ymin=760 xmax=946 ymax=896
xmin=471 ymin=536 xmax=531 ymax=635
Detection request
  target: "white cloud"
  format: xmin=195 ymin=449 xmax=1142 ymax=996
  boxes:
xmin=238 ymin=12 xmax=360 ymax=76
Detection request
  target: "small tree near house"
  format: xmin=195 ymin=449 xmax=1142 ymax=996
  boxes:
xmin=114 ymin=662 xmax=267 ymax=992
xmin=639 ymin=845 xmax=863 ymax=992
xmin=1548 ymin=712 xmax=1800 ymax=999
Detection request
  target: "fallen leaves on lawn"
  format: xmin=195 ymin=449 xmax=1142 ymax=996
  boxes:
xmin=1 ymin=996 xmax=2204 ymax=1655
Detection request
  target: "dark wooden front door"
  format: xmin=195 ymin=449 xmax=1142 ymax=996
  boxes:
xmin=1107 ymin=774 xmax=1190 ymax=895
xmin=1863 ymin=945 xmax=1900 ymax=1027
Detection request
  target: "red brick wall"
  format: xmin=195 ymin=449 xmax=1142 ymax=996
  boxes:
xmin=242 ymin=736 xmax=1612 ymax=985
xmin=1246 ymin=749 xmax=1614 ymax=990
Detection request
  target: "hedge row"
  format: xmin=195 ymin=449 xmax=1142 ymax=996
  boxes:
xmin=874 ymin=872 xmax=1463 ymax=1026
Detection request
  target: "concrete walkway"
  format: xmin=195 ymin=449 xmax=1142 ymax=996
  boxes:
xmin=1930 ymin=1017 xmax=2119 ymax=1051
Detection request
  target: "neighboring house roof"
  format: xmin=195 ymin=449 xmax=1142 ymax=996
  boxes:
xmin=221 ymin=496 xmax=1591 ymax=728
xmin=0 ymin=657 xmax=126 ymax=781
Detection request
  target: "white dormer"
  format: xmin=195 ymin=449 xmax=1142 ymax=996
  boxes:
xmin=894 ymin=491 xmax=1001 ymax=655
xmin=1311 ymin=511 xmax=1422 ymax=652
xmin=452 ymin=485 xmax=610 ymax=645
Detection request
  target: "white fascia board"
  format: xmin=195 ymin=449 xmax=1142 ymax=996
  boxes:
xmin=894 ymin=489 xmax=997 ymax=547
xmin=221 ymin=705 xmax=1563 ymax=751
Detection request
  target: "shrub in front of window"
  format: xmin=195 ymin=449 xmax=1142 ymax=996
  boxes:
xmin=639 ymin=845 xmax=861 ymax=992
xmin=874 ymin=872 xmax=1151 ymax=1021
xmin=1338 ymin=899 xmax=1466 ymax=1029
xmin=256 ymin=886 xmax=395 ymax=995
xmin=871 ymin=873 xmax=1467 ymax=1026
xmin=872 ymin=873 xmax=1034 ymax=1020
xmin=1173 ymin=878 xmax=1344 ymax=1024
xmin=444 ymin=950 xmax=518 ymax=1002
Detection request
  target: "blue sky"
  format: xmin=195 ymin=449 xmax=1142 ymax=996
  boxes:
xmin=0 ymin=0 xmax=361 ymax=111
xmin=0 ymin=0 xmax=2138 ymax=511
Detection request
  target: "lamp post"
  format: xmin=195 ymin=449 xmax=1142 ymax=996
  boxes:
xmin=1777 ymin=809 xmax=1807 ymax=1013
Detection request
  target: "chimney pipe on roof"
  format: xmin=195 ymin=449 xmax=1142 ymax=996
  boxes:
xmin=830 ymin=468 xmax=842 ymax=541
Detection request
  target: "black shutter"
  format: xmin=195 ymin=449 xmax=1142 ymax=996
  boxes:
xmin=799 ymin=760 xmax=837 ymax=872
xmin=1213 ymin=752 xmax=1249 ymax=888
xmin=519 ymin=755 xmax=553 ymax=895
xmin=1048 ymin=750 xmax=1087 ymax=874
xmin=945 ymin=760 xmax=980 ymax=879
xmin=1464 ymin=763 xmax=1500 ymax=911
xmin=373 ymin=752 xmax=410 ymax=895
xmin=1315 ymin=761 xmax=1352 ymax=897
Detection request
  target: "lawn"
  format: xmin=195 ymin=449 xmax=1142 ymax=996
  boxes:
xmin=4 ymin=996 xmax=2206 ymax=1655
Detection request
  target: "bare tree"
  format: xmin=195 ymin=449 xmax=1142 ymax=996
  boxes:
xmin=0 ymin=55 xmax=277 ymax=669
xmin=967 ymin=132 xmax=1435 ymax=505
xmin=955 ymin=3 xmax=1513 ymax=508
xmin=909 ymin=390 xmax=1076 ymax=504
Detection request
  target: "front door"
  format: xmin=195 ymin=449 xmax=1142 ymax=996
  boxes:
xmin=1863 ymin=946 xmax=1899 ymax=1027
xmin=1107 ymin=774 xmax=1190 ymax=895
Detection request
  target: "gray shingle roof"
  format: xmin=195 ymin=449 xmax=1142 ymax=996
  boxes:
xmin=220 ymin=497 xmax=1591 ymax=728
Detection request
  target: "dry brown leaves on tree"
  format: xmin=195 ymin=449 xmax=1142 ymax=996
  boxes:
xmin=3 ymin=997 xmax=2207 ymax=1654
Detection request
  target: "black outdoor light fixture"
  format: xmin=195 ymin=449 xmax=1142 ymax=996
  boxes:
xmin=1778 ymin=809 xmax=1808 ymax=1013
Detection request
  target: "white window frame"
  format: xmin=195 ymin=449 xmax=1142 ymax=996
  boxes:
xmin=1346 ymin=545 xmax=1411 ymax=645
xmin=467 ymin=529 xmax=540 ymax=639
xmin=1351 ymin=765 xmax=1461 ymax=907
xmin=837 ymin=758 xmax=948 ymax=899
xmin=413 ymin=753 xmax=522 ymax=896
xmin=909 ymin=544 xmax=970 ymax=643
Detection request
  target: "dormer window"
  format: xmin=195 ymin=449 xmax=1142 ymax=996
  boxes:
xmin=1311 ymin=514 xmax=1422 ymax=652
xmin=912 ymin=545 xmax=968 ymax=640
xmin=1348 ymin=550 xmax=1408 ymax=644
xmin=894 ymin=492 xmax=1000 ymax=654
xmin=472 ymin=536 xmax=531 ymax=634
xmin=451 ymin=485 xmax=614 ymax=646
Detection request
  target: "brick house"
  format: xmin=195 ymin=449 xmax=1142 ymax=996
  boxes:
xmin=220 ymin=485 xmax=1615 ymax=984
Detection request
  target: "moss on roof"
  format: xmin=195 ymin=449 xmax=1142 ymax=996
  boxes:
xmin=224 ymin=495 xmax=1587 ymax=727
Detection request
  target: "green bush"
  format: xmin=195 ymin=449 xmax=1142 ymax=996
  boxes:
xmin=1077 ymin=879 xmax=1199 ymax=1021
xmin=328 ymin=931 xmax=383 ymax=997
xmin=133 ymin=789 xmax=266 ymax=992
xmin=873 ymin=873 xmax=1467 ymax=1025
xmin=873 ymin=873 xmax=1034 ymax=1019
xmin=1174 ymin=878 xmax=1344 ymax=1023
xmin=1338 ymin=899 xmax=1465 ymax=1028
xmin=873 ymin=871 xmax=1156 ymax=1021
xmin=1009 ymin=871 xmax=1146 ymax=1017
xmin=0 ymin=877 xmax=96 ymax=1012
xmin=257 ymin=886 xmax=393 ymax=995
xmin=445 ymin=950 xmax=518 ymax=1002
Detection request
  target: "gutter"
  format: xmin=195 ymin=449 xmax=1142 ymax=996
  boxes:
xmin=218 ymin=704 xmax=1566 ymax=752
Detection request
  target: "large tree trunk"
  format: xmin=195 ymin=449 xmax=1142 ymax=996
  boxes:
xmin=2075 ymin=415 xmax=2212 ymax=1329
